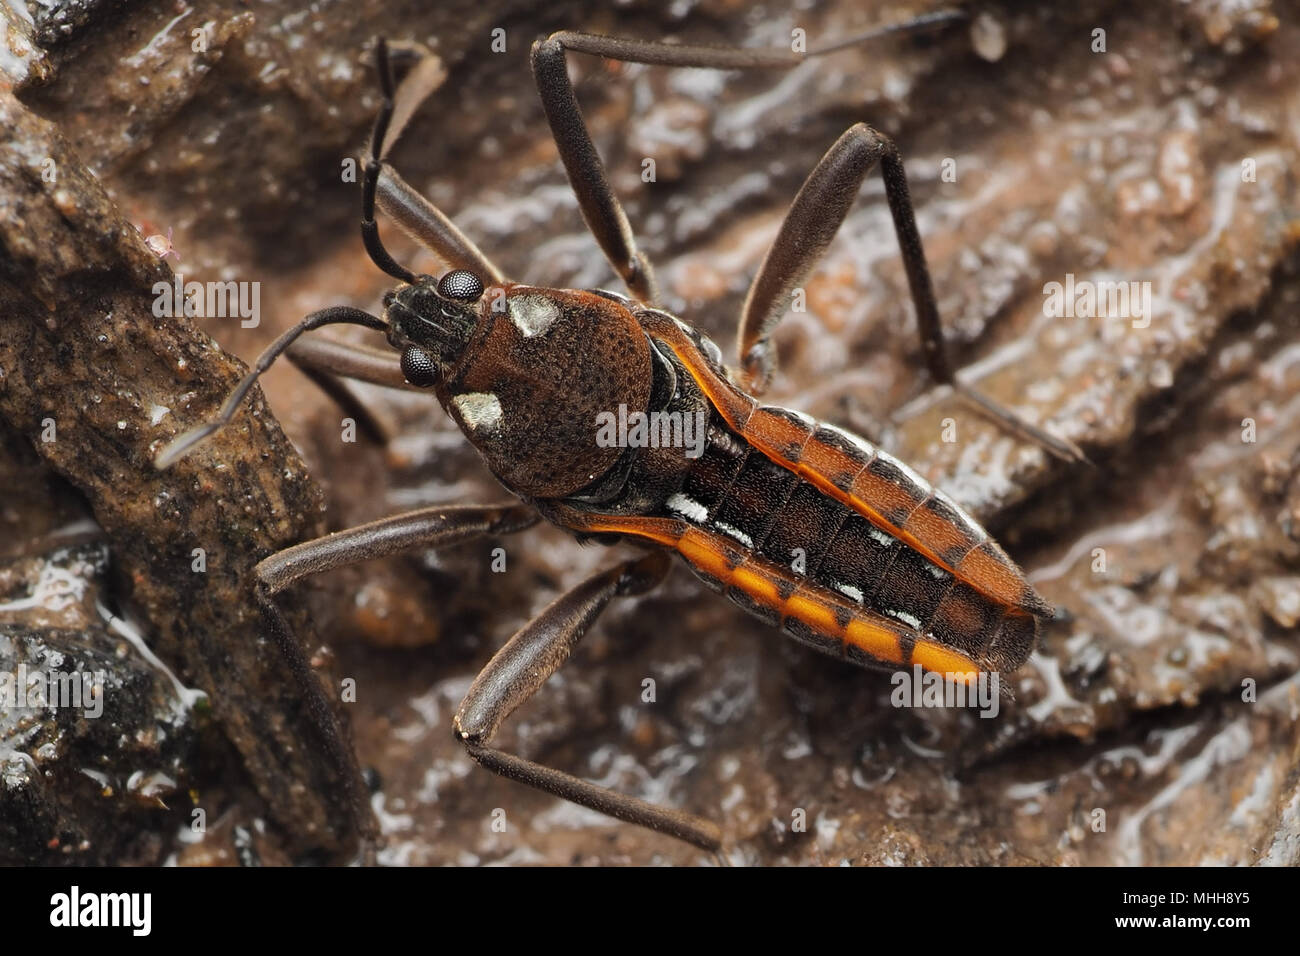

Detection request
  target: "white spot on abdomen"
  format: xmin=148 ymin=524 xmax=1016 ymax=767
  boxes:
xmin=886 ymin=608 xmax=922 ymax=629
xmin=667 ymin=492 xmax=709 ymax=522
xmin=833 ymin=581 xmax=864 ymax=603
xmin=865 ymin=524 xmax=895 ymax=548
xmin=452 ymin=392 xmax=503 ymax=432
xmin=714 ymin=521 xmax=753 ymax=548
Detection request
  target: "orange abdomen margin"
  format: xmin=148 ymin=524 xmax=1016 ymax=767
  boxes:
xmin=637 ymin=310 xmax=1051 ymax=621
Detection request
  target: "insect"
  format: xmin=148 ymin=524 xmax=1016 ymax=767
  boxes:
xmin=156 ymin=15 xmax=1083 ymax=857
xmin=143 ymin=226 xmax=179 ymax=262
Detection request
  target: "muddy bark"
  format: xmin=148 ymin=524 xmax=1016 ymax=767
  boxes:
xmin=0 ymin=91 xmax=357 ymax=860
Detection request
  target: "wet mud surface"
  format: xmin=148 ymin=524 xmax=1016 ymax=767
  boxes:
xmin=1 ymin=0 xmax=1298 ymax=864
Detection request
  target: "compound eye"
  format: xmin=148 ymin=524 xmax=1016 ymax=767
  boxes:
xmin=437 ymin=269 xmax=484 ymax=302
xmin=400 ymin=346 xmax=438 ymax=388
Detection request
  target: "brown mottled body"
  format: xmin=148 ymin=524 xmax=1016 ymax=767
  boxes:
xmin=162 ymin=26 xmax=1065 ymax=853
xmin=530 ymin=299 xmax=1046 ymax=682
xmin=417 ymin=284 xmax=1046 ymax=682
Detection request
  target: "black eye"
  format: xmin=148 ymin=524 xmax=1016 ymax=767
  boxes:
xmin=401 ymin=346 xmax=438 ymax=387
xmin=437 ymin=270 xmax=484 ymax=301
xmin=382 ymin=290 xmax=396 ymax=308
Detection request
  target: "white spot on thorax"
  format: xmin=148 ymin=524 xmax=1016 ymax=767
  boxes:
xmin=452 ymin=392 xmax=503 ymax=431
xmin=509 ymin=294 xmax=561 ymax=337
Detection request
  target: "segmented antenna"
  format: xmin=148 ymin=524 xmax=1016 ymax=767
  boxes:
xmin=154 ymin=307 xmax=387 ymax=469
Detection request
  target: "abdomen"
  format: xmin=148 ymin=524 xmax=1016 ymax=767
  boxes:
xmin=658 ymin=407 xmax=1040 ymax=678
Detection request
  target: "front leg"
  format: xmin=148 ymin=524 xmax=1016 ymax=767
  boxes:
xmin=363 ymin=39 xmax=505 ymax=283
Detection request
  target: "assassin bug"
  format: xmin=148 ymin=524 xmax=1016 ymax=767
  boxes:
xmin=156 ymin=14 xmax=1083 ymax=856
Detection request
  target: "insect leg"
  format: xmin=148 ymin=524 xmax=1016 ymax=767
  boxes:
xmin=374 ymin=166 xmax=505 ymax=282
xmin=529 ymin=13 xmax=966 ymax=309
xmin=253 ymin=504 xmax=539 ymax=860
xmin=281 ymin=337 xmax=425 ymax=447
xmin=531 ymin=34 xmax=802 ymax=307
xmin=285 ymin=338 xmax=411 ymax=391
xmin=154 ymin=306 xmax=389 ymax=469
xmin=738 ymin=124 xmax=930 ymax=392
xmin=257 ymin=503 xmax=538 ymax=593
xmin=284 ymin=343 xmax=400 ymax=447
xmin=453 ymin=549 xmax=722 ymax=851
xmin=366 ymin=39 xmax=505 ymax=282
xmin=372 ymin=40 xmax=445 ymax=164
xmin=737 ymin=123 xmax=1087 ymax=463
